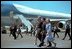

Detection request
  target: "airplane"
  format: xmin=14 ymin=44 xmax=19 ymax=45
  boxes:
xmin=13 ymin=4 xmax=71 ymax=29
xmin=1 ymin=2 xmax=71 ymax=32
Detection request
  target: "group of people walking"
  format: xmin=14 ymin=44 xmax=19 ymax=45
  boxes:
xmin=8 ymin=16 xmax=71 ymax=48
xmin=35 ymin=17 xmax=56 ymax=48
xmin=9 ymin=23 xmax=23 ymax=40
xmin=34 ymin=16 xmax=71 ymax=48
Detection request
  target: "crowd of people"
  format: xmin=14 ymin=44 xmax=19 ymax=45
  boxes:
xmin=5 ymin=16 xmax=71 ymax=48
xmin=34 ymin=16 xmax=71 ymax=48
xmin=34 ymin=17 xmax=56 ymax=48
xmin=9 ymin=23 xmax=23 ymax=40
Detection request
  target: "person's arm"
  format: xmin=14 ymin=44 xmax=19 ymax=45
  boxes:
xmin=46 ymin=24 xmax=51 ymax=35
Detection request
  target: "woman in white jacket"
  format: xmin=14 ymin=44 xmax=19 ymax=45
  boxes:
xmin=45 ymin=18 xmax=56 ymax=48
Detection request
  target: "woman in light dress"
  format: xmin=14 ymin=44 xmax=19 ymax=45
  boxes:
xmin=45 ymin=18 xmax=56 ymax=48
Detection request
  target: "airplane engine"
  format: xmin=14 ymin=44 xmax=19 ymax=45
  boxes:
xmin=58 ymin=21 xmax=66 ymax=29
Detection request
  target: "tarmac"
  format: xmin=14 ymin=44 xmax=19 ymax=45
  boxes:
xmin=1 ymin=32 xmax=71 ymax=48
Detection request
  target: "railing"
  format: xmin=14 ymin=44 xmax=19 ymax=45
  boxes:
xmin=14 ymin=14 xmax=33 ymax=32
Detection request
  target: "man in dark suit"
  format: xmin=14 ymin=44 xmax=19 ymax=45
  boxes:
xmin=36 ymin=17 xmax=46 ymax=47
xmin=62 ymin=22 xmax=71 ymax=40
xmin=53 ymin=26 xmax=59 ymax=38
xmin=12 ymin=24 xmax=17 ymax=40
xmin=9 ymin=25 xmax=13 ymax=36
xmin=17 ymin=25 xmax=23 ymax=38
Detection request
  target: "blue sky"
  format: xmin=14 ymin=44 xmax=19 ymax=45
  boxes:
xmin=1 ymin=1 xmax=71 ymax=14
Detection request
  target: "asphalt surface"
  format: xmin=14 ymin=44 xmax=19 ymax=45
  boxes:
xmin=1 ymin=32 xmax=71 ymax=48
